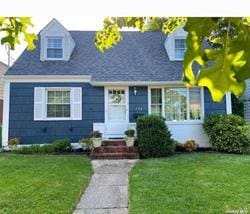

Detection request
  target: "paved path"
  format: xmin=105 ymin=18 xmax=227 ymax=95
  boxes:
xmin=74 ymin=159 xmax=138 ymax=214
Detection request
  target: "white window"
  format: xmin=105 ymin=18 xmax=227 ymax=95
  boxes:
xmin=34 ymin=87 xmax=82 ymax=121
xmin=174 ymin=39 xmax=186 ymax=60
xmin=47 ymin=38 xmax=63 ymax=59
xmin=150 ymin=87 xmax=203 ymax=121
xmin=150 ymin=88 xmax=162 ymax=116
xmin=165 ymin=88 xmax=187 ymax=121
xmin=47 ymin=90 xmax=71 ymax=118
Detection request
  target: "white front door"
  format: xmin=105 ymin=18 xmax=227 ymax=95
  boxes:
xmin=105 ymin=87 xmax=129 ymax=138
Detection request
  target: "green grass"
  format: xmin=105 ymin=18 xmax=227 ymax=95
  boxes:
xmin=129 ymin=153 xmax=250 ymax=214
xmin=0 ymin=154 xmax=92 ymax=214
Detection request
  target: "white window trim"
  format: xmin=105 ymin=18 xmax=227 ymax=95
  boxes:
xmin=45 ymin=37 xmax=64 ymax=61
xmin=174 ymin=37 xmax=187 ymax=61
xmin=148 ymin=86 xmax=204 ymax=124
xmin=34 ymin=87 xmax=82 ymax=121
xmin=45 ymin=87 xmax=71 ymax=120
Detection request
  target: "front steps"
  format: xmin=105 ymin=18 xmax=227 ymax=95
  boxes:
xmin=90 ymin=139 xmax=139 ymax=159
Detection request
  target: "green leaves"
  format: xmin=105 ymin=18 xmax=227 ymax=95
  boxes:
xmin=95 ymin=17 xmax=122 ymax=53
xmin=95 ymin=17 xmax=250 ymax=102
xmin=161 ymin=17 xmax=186 ymax=34
xmin=0 ymin=17 xmax=37 ymax=51
xmin=183 ymin=17 xmax=249 ymax=101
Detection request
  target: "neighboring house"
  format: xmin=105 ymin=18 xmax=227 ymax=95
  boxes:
xmin=0 ymin=61 xmax=8 ymax=124
xmin=1 ymin=19 xmax=232 ymax=148
xmin=243 ymin=80 xmax=250 ymax=124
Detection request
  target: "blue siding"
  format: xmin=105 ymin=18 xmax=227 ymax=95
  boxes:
xmin=9 ymin=83 xmax=104 ymax=144
xmin=8 ymin=83 xmax=227 ymax=144
xmin=204 ymin=87 xmax=227 ymax=116
xmin=129 ymin=86 xmax=148 ymax=122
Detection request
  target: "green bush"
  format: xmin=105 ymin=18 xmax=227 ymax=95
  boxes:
xmin=51 ymin=138 xmax=71 ymax=152
xmin=8 ymin=137 xmax=20 ymax=148
xmin=203 ymin=114 xmax=250 ymax=153
xmin=124 ymin=129 xmax=135 ymax=137
xmin=136 ymin=115 xmax=175 ymax=158
xmin=12 ymin=138 xmax=71 ymax=154
xmin=13 ymin=145 xmax=54 ymax=154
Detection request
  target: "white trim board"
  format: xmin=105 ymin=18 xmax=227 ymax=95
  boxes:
xmin=4 ymin=75 xmax=91 ymax=83
xmin=91 ymin=81 xmax=183 ymax=86
xmin=2 ymin=80 xmax=10 ymax=147
xmin=226 ymin=92 xmax=232 ymax=114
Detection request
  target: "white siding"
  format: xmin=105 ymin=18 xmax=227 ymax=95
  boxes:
xmin=40 ymin=19 xmax=75 ymax=61
xmin=164 ymin=27 xmax=187 ymax=61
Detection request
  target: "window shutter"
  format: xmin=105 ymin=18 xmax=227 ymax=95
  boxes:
xmin=34 ymin=87 xmax=45 ymax=120
xmin=71 ymin=87 xmax=82 ymax=120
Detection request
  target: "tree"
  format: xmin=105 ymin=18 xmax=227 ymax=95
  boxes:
xmin=95 ymin=17 xmax=250 ymax=102
xmin=0 ymin=17 xmax=37 ymax=50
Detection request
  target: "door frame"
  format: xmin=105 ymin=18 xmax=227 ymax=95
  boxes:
xmin=104 ymin=86 xmax=129 ymax=123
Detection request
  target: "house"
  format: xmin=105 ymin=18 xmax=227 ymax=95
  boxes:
xmin=243 ymin=80 xmax=250 ymax=124
xmin=0 ymin=61 xmax=8 ymax=124
xmin=1 ymin=19 xmax=232 ymax=148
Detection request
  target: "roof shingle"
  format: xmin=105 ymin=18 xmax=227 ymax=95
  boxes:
xmin=6 ymin=31 xmax=184 ymax=81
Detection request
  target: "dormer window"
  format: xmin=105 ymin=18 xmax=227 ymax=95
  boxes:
xmin=46 ymin=38 xmax=63 ymax=59
xmin=174 ymin=38 xmax=186 ymax=60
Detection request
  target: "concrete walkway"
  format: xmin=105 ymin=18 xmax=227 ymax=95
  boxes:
xmin=74 ymin=159 xmax=138 ymax=214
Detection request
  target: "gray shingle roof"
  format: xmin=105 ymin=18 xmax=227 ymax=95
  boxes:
xmin=5 ymin=31 xmax=184 ymax=81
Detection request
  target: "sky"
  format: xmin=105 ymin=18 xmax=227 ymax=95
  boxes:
xmin=1 ymin=0 xmax=250 ymax=65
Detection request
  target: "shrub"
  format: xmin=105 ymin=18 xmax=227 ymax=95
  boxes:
xmin=175 ymin=141 xmax=184 ymax=152
xmin=124 ymin=129 xmax=135 ymax=137
xmin=51 ymin=138 xmax=71 ymax=153
xmin=90 ymin=131 xmax=102 ymax=138
xmin=12 ymin=138 xmax=71 ymax=154
xmin=183 ymin=140 xmax=198 ymax=152
xmin=8 ymin=138 xmax=20 ymax=148
xmin=79 ymin=138 xmax=92 ymax=150
xmin=136 ymin=115 xmax=175 ymax=158
xmin=203 ymin=114 xmax=250 ymax=153
xmin=13 ymin=144 xmax=55 ymax=154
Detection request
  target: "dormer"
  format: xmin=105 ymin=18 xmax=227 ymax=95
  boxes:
xmin=40 ymin=19 xmax=75 ymax=61
xmin=164 ymin=27 xmax=187 ymax=61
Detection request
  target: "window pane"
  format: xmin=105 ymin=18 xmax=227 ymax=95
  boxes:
xmin=47 ymin=104 xmax=70 ymax=118
xmin=47 ymin=49 xmax=63 ymax=58
xmin=151 ymin=89 xmax=162 ymax=104
xmin=151 ymin=88 xmax=162 ymax=116
xmin=47 ymin=38 xmax=63 ymax=48
xmin=175 ymin=39 xmax=186 ymax=59
xmin=175 ymin=39 xmax=186 ymax=49
xmin=47 ymin=90 xmax=70 ymax=118
xmin=164 ymin=88 xmax=187 ymax=121
xmin=175 ymin=49 xmax=185 ymax=59
xmin=151 ymin=105 xmax=162 ymax=116
xmin=47 ymin=38 xmax=63 ymax=59
xmin=108 ymin=90 xmax=125 ymax=104
xmin=190 ymin=88 xmax=201 ymax=120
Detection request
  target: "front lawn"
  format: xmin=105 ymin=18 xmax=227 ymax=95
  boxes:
xmin=129 ymin=153 xmax=250 ymax=214
xmin=0 ymin=154 xmax=92 ymax=213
